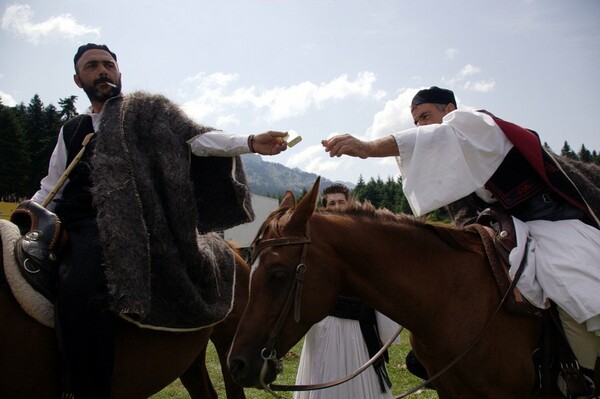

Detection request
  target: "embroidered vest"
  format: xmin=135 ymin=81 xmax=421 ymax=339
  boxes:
xmin=480 ymin=111 xmax=597 ymax=227
xmin=484 ymin=148 xmax=545 ymax=209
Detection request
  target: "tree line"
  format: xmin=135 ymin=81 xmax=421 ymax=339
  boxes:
xmin=1 ymin=94 xmax=599 ymax=219
xmin=0 ymin=94 xmax=78 ymax=201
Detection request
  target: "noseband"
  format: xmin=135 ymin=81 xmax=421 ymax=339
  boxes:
xmin=248 ymin=217 xmax=531 ymax=399
xmin=249 ymin=223 xmax=311 ymax=395
xmin=250 ymin=223 xmax=404 ymax=399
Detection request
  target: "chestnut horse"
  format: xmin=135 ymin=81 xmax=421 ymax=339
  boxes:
xmin=228 ymin=177 xmax=543 ymax=398
xmin=0 ymin=225 xmax=249 ymax=399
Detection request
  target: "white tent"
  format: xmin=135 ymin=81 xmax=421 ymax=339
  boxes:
xmin=224 ymin=193 xmax=279 ymax=248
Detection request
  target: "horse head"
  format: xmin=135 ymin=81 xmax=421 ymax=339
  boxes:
xmin=228 ymin=177 xmax=342 ymax=388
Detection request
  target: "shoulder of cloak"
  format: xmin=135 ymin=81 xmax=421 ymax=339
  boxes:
xmin=98 ymin=92 xmax=255 ymax=233
xmin=480 ymin=110 xmax=599 ymax=226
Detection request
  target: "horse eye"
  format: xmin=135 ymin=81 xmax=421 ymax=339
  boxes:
xmin=268 ymin=269 xmax=287 ymax=282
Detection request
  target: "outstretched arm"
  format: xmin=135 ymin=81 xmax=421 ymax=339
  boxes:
xmin=189 ymin=131 xmax=288 ymax=157
xmin=250 ymin=131 xmax=288 ymax=156
xmin=322 ymin=134 xmax=399 ymax=158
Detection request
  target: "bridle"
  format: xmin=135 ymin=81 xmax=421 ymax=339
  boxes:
xmin=249 ymin=222 xmax=403 ymax=398
xmin=249 ymin=218 xmax=529 ymax=399
xmin=248 ymin=224 xmax=311 ymax=398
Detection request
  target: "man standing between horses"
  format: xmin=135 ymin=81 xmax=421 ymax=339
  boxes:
xmin=322 ymin=86 xmax=600 ymax=390
xmin=294 ymin=183 xmax=397 ymax=399
xmin=30 ymin=43 xmax=289 ymax=398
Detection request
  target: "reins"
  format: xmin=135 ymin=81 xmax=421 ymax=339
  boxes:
xmin=271 ymin=325 xmax=404 ymax=393
xmin=251 ymin=223 xmax=405 ymax=399
xmin=252 ymin=218 xmax=529 ymax=399
xmin=250 ymin=225 xmax=311 ymax=398
xmin=391 ymin=243 xmax=529 ymax=398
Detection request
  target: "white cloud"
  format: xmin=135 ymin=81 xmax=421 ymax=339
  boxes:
xmin=286 ymin=143 xmax=358 ymax=177
xmin=445 ymin=48 xmax=458 ymax=60
xmin=179 ymin=71 xmax=386 ymax=124
xmin=1 ymin=4 xmax=100 ymax=44
xmin=443 ymin=64 xmax=495 ymax=93
xmin=458 ymin=64 xmax=481 ymax=78
xmin=366 ymin=88 xmax=419 ymax=140
xmin=464 ymin=80 xmax=496 ymax=92
xmin=216 ymin=114 xmax=239 ymax=127
xmin=0 ymin=90 xmax=17 ymax=106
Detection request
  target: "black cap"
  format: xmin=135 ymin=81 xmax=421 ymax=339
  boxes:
xmin=411 ymin=86 xmax=457 ymax=108
xmin=74 ymin=43 xmax=117 ymax=72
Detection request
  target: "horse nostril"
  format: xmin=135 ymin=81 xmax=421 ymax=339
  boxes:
xmin=228 ymin=357 xmax=247 ymax=383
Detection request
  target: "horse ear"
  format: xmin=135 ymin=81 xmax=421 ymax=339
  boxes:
xmin=280 ymin=190 xmax=296 ymax=209
xmin=288 ymin=177 xmax=320 ymax=229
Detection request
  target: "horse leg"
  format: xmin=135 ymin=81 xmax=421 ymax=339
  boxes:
xmin=0 ymin=286 xmax=59 ymax=399
xmin=211 ymin=323 xmax=247 ymax=399
xmin=209 ymin=252 xmax=249 ymax=399
xmin=179 ymin=337 xmax=218 ymax=399
xmin=111 ymin=322 xmax=212 ymax=398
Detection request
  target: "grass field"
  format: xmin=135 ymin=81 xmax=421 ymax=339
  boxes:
xmin=0 ymin=201 xmax=18 ymax=220
xmin=150 ymin=335 xmax=438 ymax=399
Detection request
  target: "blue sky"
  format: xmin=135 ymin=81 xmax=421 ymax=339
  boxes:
xmin=1 ymin=0 xmax=599 ymax=185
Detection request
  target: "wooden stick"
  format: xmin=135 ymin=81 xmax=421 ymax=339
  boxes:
xmin=42 ymin=133 xmax=95 ymax=208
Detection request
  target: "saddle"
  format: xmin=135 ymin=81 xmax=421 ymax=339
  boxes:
xmin=475 ymin=207 xmax=597 ymax=397
xmin=10 ymin=200 xmax=65 ymax=302
xmin=473 ymin=206 xmax=542 ymax=318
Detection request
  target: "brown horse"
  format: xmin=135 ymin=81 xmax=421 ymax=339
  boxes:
xmin=0 ymin=230 xmax=249 ymax=399
xmin=228 ymin=177 xmax=544 ymax=398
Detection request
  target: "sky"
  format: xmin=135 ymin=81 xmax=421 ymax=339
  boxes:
xmin=1 ymin=0 xmax=599 ymax=185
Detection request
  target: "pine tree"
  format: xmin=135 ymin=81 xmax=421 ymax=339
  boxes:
xmin=560 ymin=141 xmax=578 ymax=160
xmin=58 ymin=95 xmax=78 ymax=121
xmin=0 ymin=107 xmax=31 ymax=198
xmin=578 ymin=144 xmax=592 ymax=163
xmin=352 ymin=175 xmax=366 ymax=200
xmin=592 ymin=150 xmax=600 ymax=165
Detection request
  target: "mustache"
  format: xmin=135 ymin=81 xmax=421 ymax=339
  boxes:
xmin=94 ymin=78 xmax=118 ymax=87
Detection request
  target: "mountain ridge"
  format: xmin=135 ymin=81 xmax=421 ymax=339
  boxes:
xmin=241 ymin=154 xmax=355 ymax=198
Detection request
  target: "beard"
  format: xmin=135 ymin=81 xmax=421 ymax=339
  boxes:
xmin=81 ymin=76 xmax=122 ymax=103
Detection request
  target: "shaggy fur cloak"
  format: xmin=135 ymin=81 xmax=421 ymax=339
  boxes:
xmin=90 ymin=92 xmax=254 ymax=330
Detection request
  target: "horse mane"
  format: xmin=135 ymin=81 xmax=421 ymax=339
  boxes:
xmin=320 ymin=199 xmax=480 ymax=252
xmin=252 ymin=206 xmax=293 ymax=243
xmin=252 ymin=198 xmax=480 ymax=253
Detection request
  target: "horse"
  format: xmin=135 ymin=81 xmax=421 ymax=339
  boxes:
xmin=228 ymin=177 xmax=546 ymax=398
xmin=0 ymin=222 xmax=249 ymax=399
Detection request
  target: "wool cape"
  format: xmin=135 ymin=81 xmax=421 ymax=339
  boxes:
xmin=90 ymin=92 xmax=254 ymax=330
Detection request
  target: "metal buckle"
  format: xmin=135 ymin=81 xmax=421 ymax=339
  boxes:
xmin=542 ymin=192 xmax=552 ymax=204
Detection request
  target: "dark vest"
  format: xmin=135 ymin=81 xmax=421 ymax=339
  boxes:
xmin=480 ymin=111 xmax=592 ymax=225
xmin=485 ymin=147 xmax=545 ymax=210
xmin=54 ymin=115 xmax=97 ymax=226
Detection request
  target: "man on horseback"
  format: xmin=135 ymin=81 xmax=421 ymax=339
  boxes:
xmin=30 ymin=43 xmax=289 ymax=398
xmin=322 ymin=86 xmax=600 ymax=393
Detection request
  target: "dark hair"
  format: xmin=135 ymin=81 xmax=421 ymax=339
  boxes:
xmin=321 ymin=183 xmax=349 ymax=207
xmin=74 ymin=43 xmax=117 ymax=72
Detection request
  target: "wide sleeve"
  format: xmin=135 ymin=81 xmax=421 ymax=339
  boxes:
xmin=394 ymin=110 xmax=513 ymax=216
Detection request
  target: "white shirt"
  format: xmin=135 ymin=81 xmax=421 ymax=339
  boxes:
xmin=392 ymin=110 xmax=600 ymax=344
xmin=393 ymin=110 xmax=513 ymax=216
xmin=31 ymin=108 xmax=252 ymax=210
